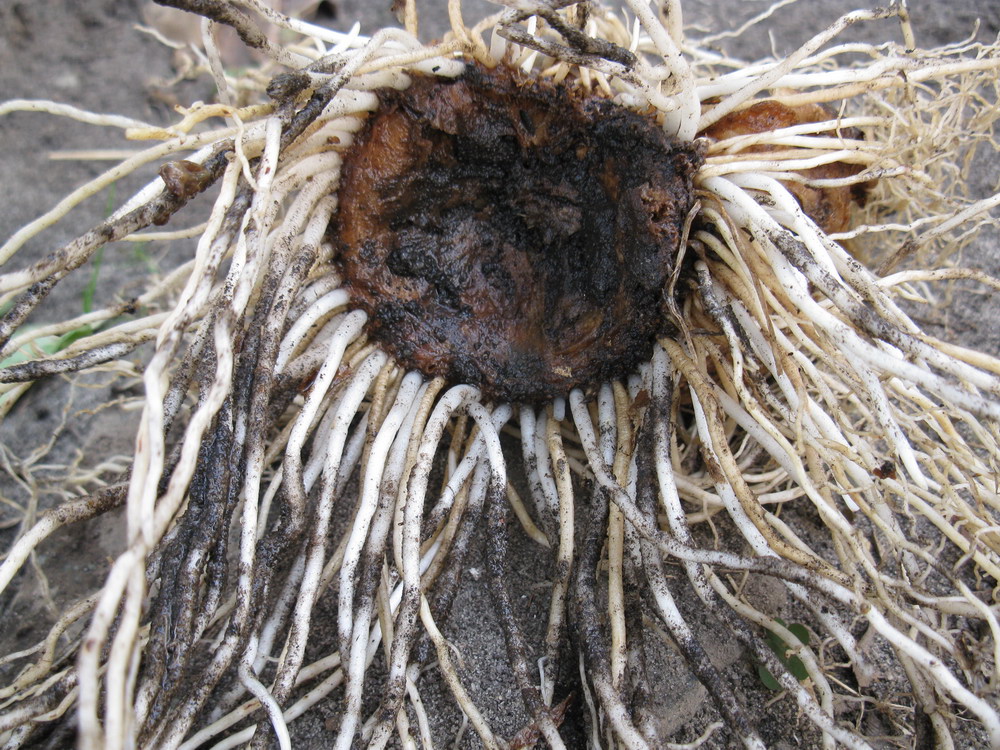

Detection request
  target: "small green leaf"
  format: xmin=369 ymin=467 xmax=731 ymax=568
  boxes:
xmin=53 ymin=325 xmax=94 ymax=351
xmin=756 ymin=619 xmax=812 ymax=691
xmin=0 ymin=325 xmax=94 ymax=369
xmin=788 ymin=623 xmax=810 ymax=645
xmin=765 ymin=628 xmax=785 ymax=652
xmin=786 ymin=654 xmax=809 ymax=682
xmin=757 ymin=664 xmax=782 ymax=691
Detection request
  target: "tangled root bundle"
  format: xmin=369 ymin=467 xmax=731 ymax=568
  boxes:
xmin=2 ymin=1 xmax=1000 ymax=748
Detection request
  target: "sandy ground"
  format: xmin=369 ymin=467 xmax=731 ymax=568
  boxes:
xmin=0 ymin=1 xmax=998 ymax=748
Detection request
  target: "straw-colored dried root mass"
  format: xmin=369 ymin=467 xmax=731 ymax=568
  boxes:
xmin=1 ymin=1 xmax=1000 ymax=748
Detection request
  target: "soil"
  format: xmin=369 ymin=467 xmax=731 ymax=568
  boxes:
xmin=1 ymin=1 xmax=998 ymax=749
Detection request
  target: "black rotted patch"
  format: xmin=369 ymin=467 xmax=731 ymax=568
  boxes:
xmin=331 ymin=63 xmax=702 ymax=404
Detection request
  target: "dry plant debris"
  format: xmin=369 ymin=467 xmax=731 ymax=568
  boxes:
xmin=1 ymin=1 xmax=1000 ymax=748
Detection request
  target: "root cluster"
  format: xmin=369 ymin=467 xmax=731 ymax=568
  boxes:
xmin=1 ymin=1 xmax=1000 ymax=748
